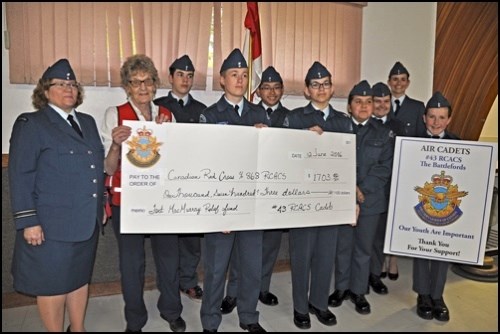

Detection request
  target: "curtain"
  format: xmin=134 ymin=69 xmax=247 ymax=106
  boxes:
xmin=213 ymin=2 xmax=362 ymax=97
xmin=6 ymin=2 xmax=212 ymax=89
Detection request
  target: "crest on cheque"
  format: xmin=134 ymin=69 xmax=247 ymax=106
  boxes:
xmin=414 ymin=170 xmax=468 ymax=226
xmin=126 ymin=126 xmax=162 ymax=167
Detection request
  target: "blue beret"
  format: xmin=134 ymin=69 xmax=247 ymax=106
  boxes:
xmin=426 ymin=91 xmax=451 ymax=109
xmin=305 ymin=61 xmax=331 ymax=81
xmin=261 ymin=66 xmax=283 ymax=84
xmin=170 ymin=55 xmax=195 ymax=72
xmin=372 ymin=82 xmax=391 ymax=97
xmin=389 ymin=61 xmax=409 ymax=77
xmin=42 ymin=59 xmax=76 ymax=81
xmin=349 ymin=80 xmax=373 ymax=97
xmin=220 ymin=48 xmax=247 ymax=73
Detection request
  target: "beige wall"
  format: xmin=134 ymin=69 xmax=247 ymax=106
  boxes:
xmin=479 ymin=96 xmax=498 ymax=143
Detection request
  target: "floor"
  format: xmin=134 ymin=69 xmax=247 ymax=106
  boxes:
xmin=2 ymin=256 xmax=497 ymax=332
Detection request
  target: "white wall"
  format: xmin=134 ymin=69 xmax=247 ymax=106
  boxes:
xmin=2 ymin=2 xmax=437 ymax=153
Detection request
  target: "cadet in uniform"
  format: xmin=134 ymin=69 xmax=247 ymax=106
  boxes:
xmin=387 ymin=61 xmax=426 ymax=138
xmin=413 ymin=92 xmax=458 ymax=322
xmin=368 ymin=82 xmax=406 ymax=295
xmin=8 ymin=59 xmax=104 ymax=332
xmin=221 ymin=66 xmax=289 ymax=314
xmin=154 ymin=55 xmax=206 ymax=302
xmin=285 ymin=61 xmax=351 ymax=329
xmin=329 ymin=81 xmax=394 ymax=316
xmin=199 ymin=48 xmax=270 ymax=333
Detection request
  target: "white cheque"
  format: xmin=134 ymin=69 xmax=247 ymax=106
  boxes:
xmin=120 ymin=122 xmax=356 ymax=233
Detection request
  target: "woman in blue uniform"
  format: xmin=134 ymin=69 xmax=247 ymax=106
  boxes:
xmin=8 ymin=59 xmax=105 ymax=332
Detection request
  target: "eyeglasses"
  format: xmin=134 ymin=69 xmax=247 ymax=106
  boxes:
xmin=309 ymin=82 xmax=332 ymax=90
xmin=260 ymin=85 xmax=282 ymax=92
xmin=129 ymin=78 xmax=155 ymax=88
xmin=49 ymin=82 xmax=79 ymax=89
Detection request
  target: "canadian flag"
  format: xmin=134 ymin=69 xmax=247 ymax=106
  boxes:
xmin=243 ymin=2 xmax=262 ymax=102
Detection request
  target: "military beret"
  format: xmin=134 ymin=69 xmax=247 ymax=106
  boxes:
xmin=42 ymin=59 xmax=76 ymax=81
xmin=349 ymin=80 xmax=373 ymax=97
xmin=261 ymin=66 xmax=283 ymax=84
xmin=372 ymin=82 xmax=391 ymax=97
xmin=170 ymin=55 xmax=195 ymax=72
xmin=389 ymin=61 xmax=409 ymax=77
xmin=426 ymin=91 xmax=451 ymax=109
xmin=305 ymin=61 xmax=331 ymax=81
xmin=220 ymin=48 xmax=247 ymax=73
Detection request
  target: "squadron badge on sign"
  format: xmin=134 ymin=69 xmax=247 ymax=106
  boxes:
xmin=126 ymin=126 xmax=162 ymax=168
xmin=414 ymin=171 xmax=468 ymax=226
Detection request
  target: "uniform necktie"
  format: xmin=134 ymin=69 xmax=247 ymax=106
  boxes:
xmin=67 ymin=114 xmax=83 ymax=138
xmin=394 ymin=99 xmax=401 ymax=115
xmin=234 ymin=105 xmax=240 ymax=117
xmin=178 ymin=99 xmax=184 ymax=108
xmin=353 ymin=122 xmax=363 ymax=134
xmin=429 ymin=135 xmax=440 ymax=139
xmin=375 ymin=118 xmax=384 ymax=124
xmin=266 ymin=108 xmax=273 ymax=117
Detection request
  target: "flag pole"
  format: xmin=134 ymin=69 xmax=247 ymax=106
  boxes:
xmin=247 ymin=33 xmax=253 ymax=101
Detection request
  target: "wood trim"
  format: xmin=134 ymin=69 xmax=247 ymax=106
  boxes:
xmin=2 ymin=154 xmax=8 ymax=168
xmin=434 ymin=3 xmax=498 ymax=140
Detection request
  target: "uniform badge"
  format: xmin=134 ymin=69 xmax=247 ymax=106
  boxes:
xmin=414 ymin=171 xmax=468 ymax=226
xmin=125 ymin=126 xmax=162 ymax=167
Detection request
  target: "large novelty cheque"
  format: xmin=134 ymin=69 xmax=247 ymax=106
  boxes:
xmin=120 ymin=122 xmax=356 ymax=233
xmin=384 ymin=137 xmax=497 ymax=265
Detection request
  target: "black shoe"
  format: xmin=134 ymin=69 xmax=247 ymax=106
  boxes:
xmin=388 ymin=272 xmax=399 ymax=280
xmin=369 ymin=274 xmax=388 ymax=295
xmin=432 ymin=297 xmax=450 ymax=322
xmin=328 ymin=289 xmax=348 ymax=307
xmin=380 ymin=271 xmax=387 ymax=278
xmin=160 ymin=314 xmax=186 ymax=332
xmin=349 ymin=292 xmax=371 ymax=314
xmin=125 ymin=328 xmax=142 ymax=332
xmin=259 ymin=291 xmax=279 ymax=306
xmin=203 ymin=329 xmax=217 ymax=332
xmin=416 ymin=294 xmax=433 ymax=320
xmin=293 ymin=310 xmax=311 ymax=329
xmin=220 ymin=295 xmax=237 ymax=314
xmin=308 ymin=303 xmax=337 ymax=326
xmin=180 ymin=285 xmax=203 ymax=302
xmin=239 ymin=322 xmax=266 ymax=332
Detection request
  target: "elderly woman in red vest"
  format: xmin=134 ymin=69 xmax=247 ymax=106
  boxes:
xmin=101 ymin=54 xmax=186 ymax=332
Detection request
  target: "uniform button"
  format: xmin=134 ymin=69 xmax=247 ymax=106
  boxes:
xmin=69 ymin=150 xmax=74 ymax=154
xmin=90 ymin=165 xmax=95 ymax=169
xmin=92 ymin=179 xmax=97 ymax=183
xmin=92 ymin=193 xmax=97 ymax=198
xmin=88 ymin=150 xmax=93 ymax=154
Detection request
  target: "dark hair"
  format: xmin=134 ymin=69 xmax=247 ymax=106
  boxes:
xmin=305 ymin=76 xmax=331 ymax=87
xmin=425 ymin=106 xmax=452 ymax=117
xmin=31 ymin=78 xmax=84 ymax=110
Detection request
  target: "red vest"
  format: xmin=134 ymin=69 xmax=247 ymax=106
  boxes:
xmin=107 ymin=102 xmax=172 ymax=206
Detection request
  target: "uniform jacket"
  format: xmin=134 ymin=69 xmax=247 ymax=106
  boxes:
xmin=259 ymin=102 xmax=290 ymax=128
xmin=154 ymin=92 xmax=206 ymax=123
xmin=8 ymin=106 xmax=105 ymax=242
xmin=200 ymin=96 xmax=270 ymax=126
xmin=286 ymin=103 xmax=352 ymax=133
xmin=353 ymin=118 xmax=394 ymax=215
xmin=392 ymin=95 xmax=426 ymax=137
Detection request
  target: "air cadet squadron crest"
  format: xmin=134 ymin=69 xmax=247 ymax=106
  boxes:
xmin=125 ymin=126 xmax=162 ymax=167
xmin=414 ymin=171 xmax=468 ymax=226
